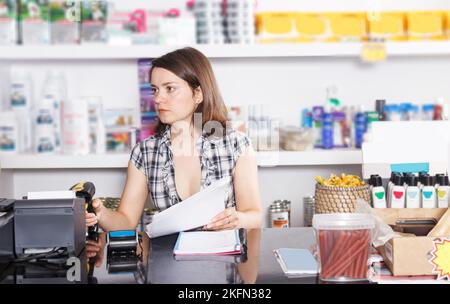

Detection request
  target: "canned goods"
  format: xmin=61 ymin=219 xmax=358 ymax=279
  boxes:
xmin=281 ymin=199 xmax=291 ymax=224
xmin=303 ymin=196 xmax=315 ymax=227
xmin=269 ymin=200 xmax=289 ymax=228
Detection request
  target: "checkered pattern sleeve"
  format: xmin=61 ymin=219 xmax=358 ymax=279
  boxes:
xmin=130 ymin=142 xmax=146 ymax=175
xmin=231 ymin=130 xmax=251 ymax=161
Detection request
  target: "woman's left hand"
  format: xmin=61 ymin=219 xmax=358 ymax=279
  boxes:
xmin=205 ymin=207 xmax=240 ymax=231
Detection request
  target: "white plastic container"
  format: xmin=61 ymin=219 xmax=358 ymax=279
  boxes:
xmin=0 ymin=111 xmax=19 ymax=153
xmin=62 ymin=98 xmax=90 ymax=155
xmin=34 ymin=96 xmax=55 ymax=154
xmin=10 ymin=69 xmax=32 ymax=110
xmin=422 ymin=175 xmax=437 ymax=208
xmin=313 ymin=213 xmax=375 ymax=282
xmin=390 ymin=175 xmax=405 ymax=208
xmin=436 ymin=175 xmax=449 ymax=208
xmin=42 ymin=70 xmax=66 ymax=152
xmin=405 ymin=175 xmax=421 ymax=208
xmin=369 ymin=175 xmax=386 ymax=209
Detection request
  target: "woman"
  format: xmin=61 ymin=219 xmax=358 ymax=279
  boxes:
xmin=86 ymin=47 xmax=262 ymax=232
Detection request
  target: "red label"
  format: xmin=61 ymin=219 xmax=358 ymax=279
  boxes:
xmin=393 ymin=191 xmax=404 ymax=199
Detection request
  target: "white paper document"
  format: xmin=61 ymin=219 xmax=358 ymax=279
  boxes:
xmin=27 ymin=190 xmax=76 ymax=200
xmin=173 ymin=230 xmax=241 ymax=255
xmin=146 ymin=179 xmax=229 ymax=238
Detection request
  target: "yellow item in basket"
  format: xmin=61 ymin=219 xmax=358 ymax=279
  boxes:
xmin=327 ymin=13 xmax=366 ymax=41
xmin=295 ymin=13 xmax=329 ymax=42
xmin=367 ymin=12 xmax=406 ymax=40
xmin=315 ymin=174 xmax=365 ymax=187
xmin=406 ymin=11 xmax=445 ymax=40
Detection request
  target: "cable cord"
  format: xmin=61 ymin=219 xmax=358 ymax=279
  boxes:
xmin=12 ymin=247 xmax=68 ymax=263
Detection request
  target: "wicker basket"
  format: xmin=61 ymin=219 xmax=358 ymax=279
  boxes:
xmin=314 ymin=184 xmax=371 ymax=214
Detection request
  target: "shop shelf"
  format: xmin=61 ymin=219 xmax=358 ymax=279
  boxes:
xmin=0 ymin=149 xmax=362 ymax=169
xmin=1 ymin=42 xmax=450 ymax=60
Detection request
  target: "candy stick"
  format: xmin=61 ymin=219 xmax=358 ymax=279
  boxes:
xmin=319 ymin=231 xmax=328 ymax=265
xmin=325 ymin=238 xmax=366 ymax=278
xmin=350 ymin=231 xmax=363 ymax=278
xmin=333 ymin=232 xmax=368 ymax=277
xmin=321 ymin=231 xmax=350 ymax=275
xmin=324 ymin=233 xmax=367 ymax=278
xmin=357 ymin=231 xmax=370 ymax=278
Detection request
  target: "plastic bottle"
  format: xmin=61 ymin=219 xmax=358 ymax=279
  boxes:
xmin=370 ymin=175 xmax=387 ymax=208
xmin=405 ymin=175 xmax=421 ymax=208
xmin=375 ymin=99 xmax=386 ymax=121
xmin=312 ymin=106 xmax=324 ymax=148
xmin=0 ymin=111 xmax=19 ymax=153
xmin=354 ymin=111 xmax=366 ymax=148
xmin=421 ymin=104 xmax=435 ymax=121
xmin=436 ymin=175 xmax=450 ymax=208
xmin=301 ymin=109 xmax=313 ymax=128
xmin=418 ymin=171 xmax=427 ymax=189
xmin=421 ymin=175 xmax=437 ymax=208
xmin=434 ymin=173 xmax=445 ymax=188
xmin=390 ymin=175 xmax=405 ymax=208
xmin=42 ymin=70 xmax=66 ymax=153
xmin=386 ymin=172 xmax=400 ymax=207
xmin=389 ymin=104 xmax=401 ymax=121
xmin=34 ymin=96 xmax=56 ymax=154
xmin=410 ymin=105 xmax=420 ymax=121
xmin=321 ymin=112 xmax=333 ymax=149
xmin=10 ymin=69 xmax=32 ymax=110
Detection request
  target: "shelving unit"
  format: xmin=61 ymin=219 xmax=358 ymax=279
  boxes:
xmin=0 ymin=149 xmax=362 ymax=169
xmin=2 ymin=41 xmax=450 ymax=60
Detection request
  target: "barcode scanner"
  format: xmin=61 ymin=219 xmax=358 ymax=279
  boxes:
xmin=70 ymin=181 xmax=98 ymax=238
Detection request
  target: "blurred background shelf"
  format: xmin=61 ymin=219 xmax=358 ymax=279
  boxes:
xmin=0 ymin=149 xmax=362 ymax=169
xmin=2 ymin=42 xmax=450 ymax=60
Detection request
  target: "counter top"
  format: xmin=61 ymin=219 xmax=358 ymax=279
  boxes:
xmin=0 ymin=228 xmax=323 ymax=284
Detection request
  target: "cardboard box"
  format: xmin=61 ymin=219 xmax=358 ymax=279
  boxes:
xmin=367 ymin=12 xmax=406 ymax=41
xmin=406 ymin=11 xmax=445 ymax=40
xmin=373 ymin=208 xmax=448 ymax=276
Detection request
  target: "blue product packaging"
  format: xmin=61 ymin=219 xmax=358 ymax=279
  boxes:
xmin=321 ymin=113 xmax=333 ymax=149
xmin=354 ymin=112 xmax=367 ymax=148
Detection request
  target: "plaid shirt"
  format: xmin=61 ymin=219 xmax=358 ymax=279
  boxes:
xmin=130 ymin=126 xmax=251 ymax=211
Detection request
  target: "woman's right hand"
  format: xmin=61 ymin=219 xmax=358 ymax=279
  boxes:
xmin=86 ymin=198 xmax=104 ymax=227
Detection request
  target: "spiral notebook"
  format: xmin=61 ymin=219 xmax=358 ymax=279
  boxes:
xmin=173 ymin=230 xmax=241 ymax=256
xmin=273 ymin=248 xmax=318 ymax=277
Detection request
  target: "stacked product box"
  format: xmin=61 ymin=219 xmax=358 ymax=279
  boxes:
xmin=194 ymin=0 xmax=225 ymax=44
xmin=225 ymin=0 xmax=255 ymax=44
xmin=138 ymin=59 xmax=158 ymax=141
xmin=0 ymin=0 xmax=18 ymax=45
xmin=80 ymin=0 xmax=107 ymax=43
xmin=19 ymin=0 xmax=50 ymax=44
xmin=49 ymin=0 xmax=80 ymax=44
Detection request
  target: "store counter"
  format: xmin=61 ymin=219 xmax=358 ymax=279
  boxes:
xmin=0 ymin=228 xmax=324 ymax=284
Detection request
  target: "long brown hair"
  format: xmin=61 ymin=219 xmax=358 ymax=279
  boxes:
xmin=151 ymin=47 xmax=228 ymax=137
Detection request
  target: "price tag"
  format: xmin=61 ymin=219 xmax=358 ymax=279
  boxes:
xmin=361 ymin=42 xmax=386 ymax=63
